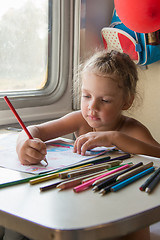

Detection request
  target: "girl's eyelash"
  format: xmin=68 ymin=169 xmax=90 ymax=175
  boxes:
xmin=82 ymin=95 xmax=90 ymax=98
xmin=102 ymin=99 xmax=111 ymax=103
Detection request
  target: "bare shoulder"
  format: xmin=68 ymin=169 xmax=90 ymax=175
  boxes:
xmin=123 ymin=116 xmax=145 ymax=129
xmin=61 ymin=110 xmax=92 ymax=134
xmin=122 ymin=116 xmax=149 ymax=133
xmin=122 ymin=116 xmax=159 ymax=144
xmin=61 ymin=110 xmax=85 ymax=124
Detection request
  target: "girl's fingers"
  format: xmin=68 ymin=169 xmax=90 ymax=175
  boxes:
xmin=74 ymin=135 xmax=87 ymax=154
xmin=29 ymin=139 xmax=47 ymax=155
xmin=80 ymin=139 xmax=97 ymax=155
xmin=26 ymin=147 xmax=46 ymax=161
xmin=19 ymin=139 xmax=47 ymax=165
xmin=74 ymin=134 xmax=95 ymax=155
xmin=20 ymin=152 xmax=44 ymax=165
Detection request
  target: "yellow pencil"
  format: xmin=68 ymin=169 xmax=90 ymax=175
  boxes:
xmin=29 ymin=172 xmax=59 ymax=185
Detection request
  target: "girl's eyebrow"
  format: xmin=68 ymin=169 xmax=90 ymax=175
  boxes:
xmin=81 ymin=88 xmax=89 ymax=92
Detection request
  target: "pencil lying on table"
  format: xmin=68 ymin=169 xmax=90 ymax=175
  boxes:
xmin=117 ymin=162 xmax=153 ymax=181
xmin=67 ymin=160 xmax=122 ymax=179
xmin=145 ymin=171 xmax=160 ymax=193
xmin=139 ymin=166 xmax=160 ymax=191
xmin=26 ymin=152 xmax=111 ymax=185
xmin=41 ymin=169 xmax=111 ymax=191
xmin=29 ymin=163 xmax=92 ymax=185
xmin=100 ymin=165 xmax=155 ymax=195
xmin=111 ymin=167 xmax=155 ymax=192
xmin=95 ymin=162 xmax=153 ymax=193
xmin=92 ymin=162 xmax=143 ymax=192
xmin=73 ymin=164 xmax=130 ymax=193
xmin=41 ymin=163 xmax=129 ymax=191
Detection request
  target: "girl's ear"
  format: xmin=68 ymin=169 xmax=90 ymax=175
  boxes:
xmin=122 ymin=95 xmax=134 ymax=110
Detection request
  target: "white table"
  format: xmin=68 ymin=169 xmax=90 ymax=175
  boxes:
xmin=0 ymin=131 xmax=160 ymax=240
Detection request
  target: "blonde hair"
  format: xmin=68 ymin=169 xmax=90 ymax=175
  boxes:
xmin=79 ymin=50 xmax=138 ymax=100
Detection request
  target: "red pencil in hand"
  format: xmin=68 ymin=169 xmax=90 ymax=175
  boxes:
xmin=4 ymin=96 xmax=48 ymax=166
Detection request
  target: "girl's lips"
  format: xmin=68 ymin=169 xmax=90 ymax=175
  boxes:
xmin=88 ymin=115 xmax=100 ymax=121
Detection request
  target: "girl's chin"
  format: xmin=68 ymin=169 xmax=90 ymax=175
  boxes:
xmin=87 ymin=122 xmax=102 ymax=130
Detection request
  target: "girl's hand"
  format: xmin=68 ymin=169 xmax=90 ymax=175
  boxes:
xmin=74 ymin=131 xmax=114 ymax=155
xmin=16 ymin=138 xmax=47 ymax=165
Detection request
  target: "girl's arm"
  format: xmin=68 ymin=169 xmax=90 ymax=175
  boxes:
xmin=74 ymin=120 xmax=160 ymax=158
xmin=16 ymin=111 xmax=85 ymax=165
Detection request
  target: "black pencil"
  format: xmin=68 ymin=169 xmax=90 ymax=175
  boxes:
xmin=99 ymin=179 xmax=125 ymax=195
xmin=40 ymin=180 xmax=65 ymax=192
xmin=145 ymin=172 xmax=160 ymax=193
xmin=139 ymin=167 xmax=160 ymax=191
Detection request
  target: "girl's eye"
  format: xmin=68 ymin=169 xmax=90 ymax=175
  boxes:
xmin=82 ymin=95 xmax=90 ymax=98
xmin=102 ymin=99 xmax=111 ymax=103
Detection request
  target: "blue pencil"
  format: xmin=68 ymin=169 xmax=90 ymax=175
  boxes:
xmin=111 ymin=167 xmax=155 ymax=192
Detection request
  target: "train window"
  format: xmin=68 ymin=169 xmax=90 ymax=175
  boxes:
xmin=0 ymin=0 xmax=74 ymax=125
xmin=0 ymin=0 xmax=48 ymax=92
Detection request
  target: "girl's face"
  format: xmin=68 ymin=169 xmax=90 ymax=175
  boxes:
xmin=81 ymin=71 xmax=127 ymax=131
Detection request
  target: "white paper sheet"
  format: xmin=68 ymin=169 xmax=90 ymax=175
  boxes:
xmin=0 ymin=131 xmax=114 ymax=174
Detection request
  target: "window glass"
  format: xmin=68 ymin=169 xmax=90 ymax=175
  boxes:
xmin=0 ymin=0 xmax=48 ymax=92
xmin=0 ymin=0 xmax=73 ymax=126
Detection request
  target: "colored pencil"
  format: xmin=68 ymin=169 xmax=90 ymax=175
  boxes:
xmin=30 ymin=163 xmax=92 ymax=185
xmin=117 ymin=162 xmax=153 ymax=181
xmin=92 ymin=162 xmax=143 ymax=192
xmin=59 ymin=162 xmax=108 ymax=179
xmin=57 ymin=168 xmax=118 ymax=190
xmin=83 ymin=162 xmax=133 ymax=183
xmin=4 ymin=96 xmax=49 ymax=165
xmin=100 ymin=179 xmax=126 ymax=195
xmin=92 ymin=162 xmax=140 ymax=187
xmin=4 ymin=96 xmax=33 ymax=139
xmin=107 ymin=153 xmax=131 ymax=162
xmin=56 ymin=177 xmax=85 ymax=190
xmin=31 ymin=155 xmax=123 ymax=185
xmin=40 ymin=180 xmax=65 ymax=192
xmin=0 ymin=159 xmax=106 ymax=189
xmin=67 ymin=160 xmax=122 ymax=179
xmin=58 ymin=164 xmax=93 ymax=179
xmin=73 ymin=164 xmax=130 ymax=193
xmin=139 ymin=167 xmax=160 ymax=191
xmin=145 ymin=172 xmax=160 ymax=193
xmin=64 ymin=155 xmax=111 ymax=168
xmin=30 ymin=172 xmax=60 ymax=185
xmin=42 ymin=170 xmax=112 ymax=191
xmin=111 ymin=167 xmax=155 ymax=192
xmin=92 ymin=153 xmax=131 ymax=165
xmin=0 ymin=175 xmax=45 ymax=189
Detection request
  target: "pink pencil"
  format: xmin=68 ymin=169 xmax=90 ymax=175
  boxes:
xmin=4 ymin=96 xmax=33 ymax=139
xmin=73 ymin=164 xmax=130 ymax=193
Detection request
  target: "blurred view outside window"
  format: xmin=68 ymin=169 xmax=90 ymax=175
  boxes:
xmin=0 ymin=0 xmax=48 ymax=92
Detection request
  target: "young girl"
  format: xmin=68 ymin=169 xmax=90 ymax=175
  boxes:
xmin=16 ymin=49 xmax=160 ymax=165
xmin=15 ymin=50 xmax=159 ymax=240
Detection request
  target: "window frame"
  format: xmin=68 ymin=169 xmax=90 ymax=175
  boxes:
xmin=0 ymin=0 xmax=75 ymax=126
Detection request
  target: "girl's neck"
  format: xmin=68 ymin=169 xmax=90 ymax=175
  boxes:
xmin=93 ymin=115 xmax=125 ymax=132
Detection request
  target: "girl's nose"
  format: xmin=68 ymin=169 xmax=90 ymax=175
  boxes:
xmin=88 ymin=99 xmax=98 ymax=111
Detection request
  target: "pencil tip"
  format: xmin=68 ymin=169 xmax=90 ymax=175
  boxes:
xmin=145 ymin=188 xmax=150 ymax=193
xmin=99 ymin=189 xmax=105 ymax=195
xmin=92 ymin=186 xmax=98 ymax=192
